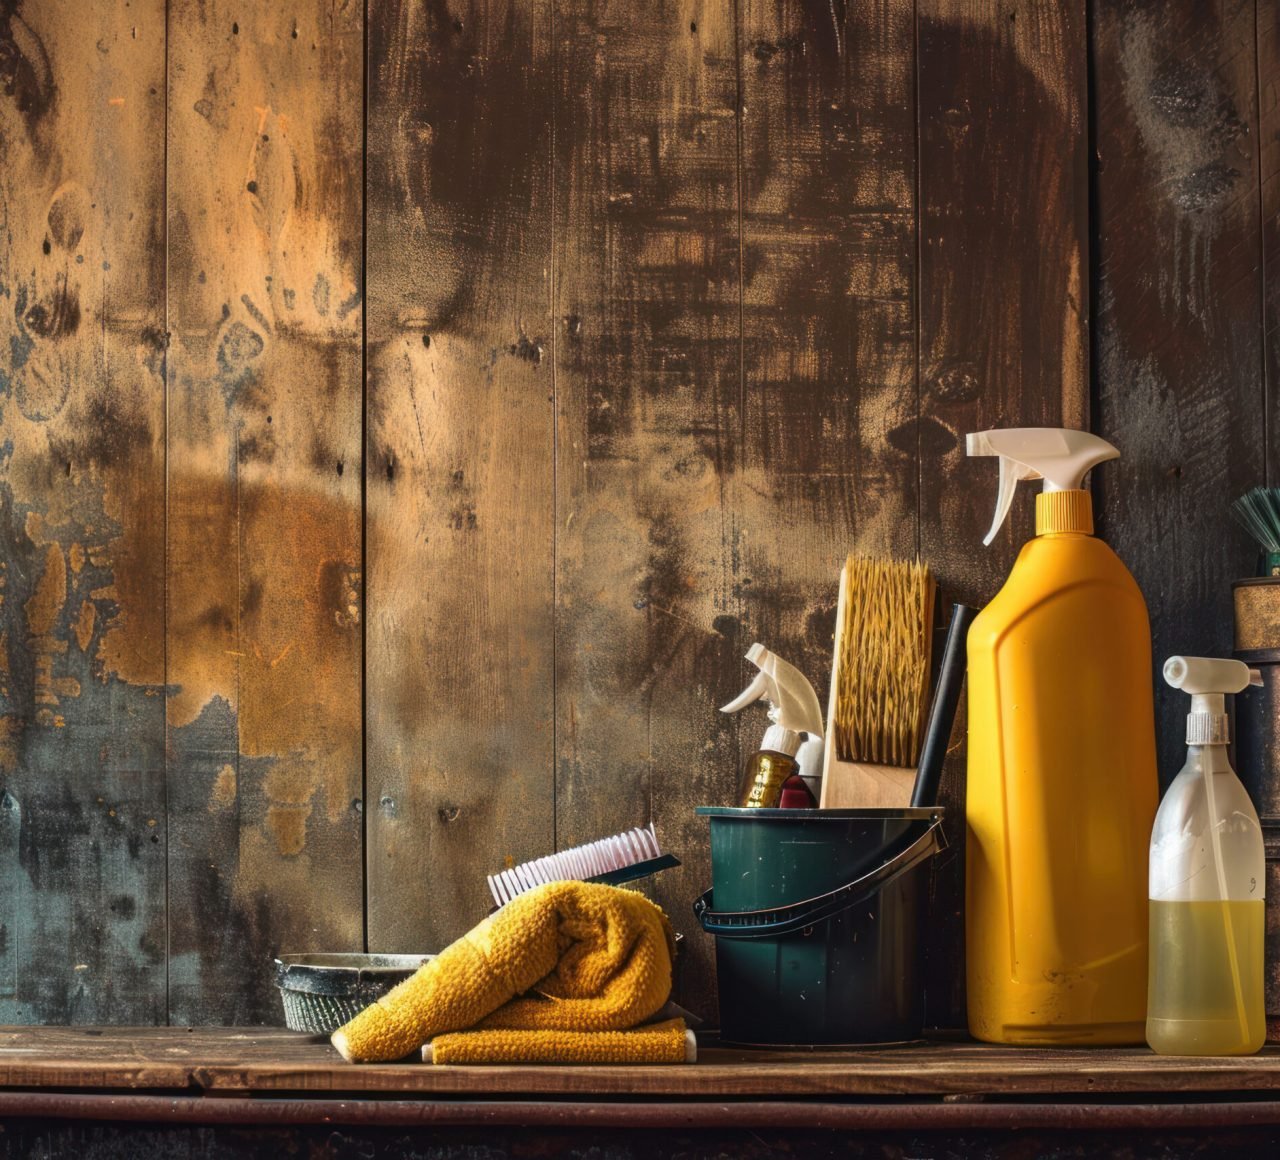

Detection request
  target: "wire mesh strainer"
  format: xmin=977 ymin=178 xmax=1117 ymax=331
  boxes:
xmin=274 ymin=953 xmax=434 ymax=1034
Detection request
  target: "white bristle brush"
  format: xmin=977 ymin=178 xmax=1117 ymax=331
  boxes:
xmin=487 ymin=823 xmax=680 ymax=908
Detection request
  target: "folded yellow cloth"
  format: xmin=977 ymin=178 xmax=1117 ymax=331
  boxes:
xmin=425 ymin=1018 xmax=693 ymax=1065
xmin=332 ymin=881 xmax=675 ymax=1063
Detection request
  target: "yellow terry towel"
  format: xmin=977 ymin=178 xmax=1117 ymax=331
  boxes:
xmin=425 ymin=1017 xmax=694 ymax=1065
xmin=331 ymin=881 xmax=686 ymax=1065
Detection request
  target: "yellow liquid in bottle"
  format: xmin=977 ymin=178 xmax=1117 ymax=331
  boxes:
xmin=1146 ymin=899 xmax=1266 ymax=1055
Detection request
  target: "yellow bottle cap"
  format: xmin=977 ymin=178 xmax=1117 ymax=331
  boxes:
xmin=1036 ymin=489 xmax=1093 ymax=536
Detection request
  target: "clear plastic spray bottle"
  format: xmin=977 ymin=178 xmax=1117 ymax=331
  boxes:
xmin=1147 ymin=656 xmax=1266 ymax=1055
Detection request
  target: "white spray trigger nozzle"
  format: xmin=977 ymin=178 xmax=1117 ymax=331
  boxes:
xmin=1163 ymin=655 xmax=1262 ymax=746
xmin=967 ymin=428 xmax=1119 ymax=544
xmin=720 ymin=643 xmax=823 ymax=739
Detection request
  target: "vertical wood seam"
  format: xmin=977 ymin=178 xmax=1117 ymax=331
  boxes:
xmin=1257 ymin=0 xmax=1271 ymax=486
xmin=1081 ymin=0 xmax=1093 ymax=434
xmin=913 ymin=0 xmax=922 ymax=560
xmin=360 ymin=0 xmax=370 ymax=954
xmin=1086 ymin=0 xmax=1101 ymax=451
xmin=162 ymin=0 xmax=172 ymax=1026
xmin=737 ymin=0 xmax=747 ymax=788
xmin=735 ymin=0 xmax=746 ymax=459
xmin=551 ymin=0 xmax=558 ymax=855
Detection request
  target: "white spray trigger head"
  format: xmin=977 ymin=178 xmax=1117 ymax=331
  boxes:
xmin=967 ymin=428 xmax=1119 ymax=544
xmin=1163 ymin=655 xmax=1262 ymax=746
xmin=720 ymin=642 xmax=824 ymax=739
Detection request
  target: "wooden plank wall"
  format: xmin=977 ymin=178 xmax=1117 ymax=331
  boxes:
xmin=166 ymin=1 xmax=365 ymax=1023
xmin=1093 ymin=0 xmax=1266 ymax=783
xmin=364 ymin=0 xmax=557 ymax=959
xmin=917 ymin=0 xmax=1089 ymax=1022
xmin=0 ymin=0 xmax=168 ymax=1024
xmin=0 ymin=0 xmax=1272 ymax=1026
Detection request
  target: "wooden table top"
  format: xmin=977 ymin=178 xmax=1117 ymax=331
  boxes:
xmin=0 ymin=1026 xmax=1278 ymax=1098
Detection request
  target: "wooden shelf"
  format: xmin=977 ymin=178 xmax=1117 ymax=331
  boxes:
xmin=1 ymin=1025 xmax=1278 ymax=1100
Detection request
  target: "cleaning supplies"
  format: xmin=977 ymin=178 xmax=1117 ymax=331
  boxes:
xmin=820 ymin=556 xmax=937 ymax=808
xmin=1148 ymin=656 xmax=1266 ymax=1055
xmin=332 ymin=881 xmax=677 ymax=1064
xmin=965 ymin=427 xmax=1159 ymax=1045
xmin=486 ymin=823 xmax=679 ymax=908
xmin=721 ymin=643 xmax=824 ymax=808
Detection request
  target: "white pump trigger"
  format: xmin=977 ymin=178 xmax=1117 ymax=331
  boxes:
xmin=1163 ymin=655 xmax=1262 ymax=746
xmin=967 ymin=428 xmax=1120 ymax=543
xmin=720 ymin=644 xmax=823 ymax=737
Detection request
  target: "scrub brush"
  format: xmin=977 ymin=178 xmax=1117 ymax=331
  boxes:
xmin=820 ymin=556 xmax=936 ymax=808
xmin=487 ymin=823 xmax=680 ymax=908
xmin=1231 ymin=487 xmax=1280 ymax=576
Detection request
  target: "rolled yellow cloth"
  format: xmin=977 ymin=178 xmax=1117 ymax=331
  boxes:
xmin=425 ymin=1018 xmax=694 ymax=1065
xmin=331 ymin=881 xmax=675 ymax=1063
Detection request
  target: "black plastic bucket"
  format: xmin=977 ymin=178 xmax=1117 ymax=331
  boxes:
xmin=694 ymin=807 xmax=944 ymax=1047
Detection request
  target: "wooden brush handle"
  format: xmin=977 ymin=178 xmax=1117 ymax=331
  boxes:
xmin=819 ymin=759 xmax=915 ymax=809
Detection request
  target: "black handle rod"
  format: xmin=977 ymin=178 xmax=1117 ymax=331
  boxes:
xmin=911 ymin=603 xmax=977 ymax=808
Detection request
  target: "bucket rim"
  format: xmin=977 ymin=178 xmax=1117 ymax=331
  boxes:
xmin=695 ymin=806 xmax=943 ymax=819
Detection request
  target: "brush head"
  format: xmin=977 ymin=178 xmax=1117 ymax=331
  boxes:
xmin=833 ymin=555 xmax=936 ymax=768
xmin=1232 ymin=487 xmax=1280 ymax=575
xmin=486 ymin=823 xmax=678 ymax=909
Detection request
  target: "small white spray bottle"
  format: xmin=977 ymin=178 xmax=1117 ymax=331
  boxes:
xmin=720 ymin=644 xmax=824 ymax=808
xmin=1148 ymin=656 xmax=1267 ymax=1055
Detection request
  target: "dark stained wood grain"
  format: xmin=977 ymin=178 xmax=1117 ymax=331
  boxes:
xmin=1262 ymin=0 xmax=1279 ymax=486
xmin=739 ymin=0 xmax=918 ymax=617
xmin=916 ymin=0 xmax=1091 ymax=1026
xmin=1092 ymin=0 xmax=1265 ymax=784
xmin=552 ymin=0 xmax=742 ymax=1021
xmin=0 ymin=0 xmax=168 ymax=1023
xmin=1261 ymin=0 xmax=1280 ymax=1042
xmin=736 ymin=0 xmax=918 ymax=853
xmin=166 ymin=0 xmax=365 ymax=1023
xmin=1 ymin=1026 xmax=1280 ymax=1097
xmin=363 ymin=0 xmax=556 ymax=956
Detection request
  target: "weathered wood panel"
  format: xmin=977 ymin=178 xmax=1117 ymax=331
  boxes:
xmin=552 ymin=0 xmax=741 ymax=1018
xmin=736 ymin=0 xmax=917 ymax=839
xmin=739 ymin=0 xmax=918 ymax=610
xmin=1092 ymin=0 xmax=1265 ymax=783
xmin=166 ymin=0 xmax=364 ymax=1023
xmin=1263 ymin=0 xmax=1279 ymax=480
xmin=916 ymin=0 xmax=1090 ymax=1024
xmin=364 ymin=0 xmax=556 ymax=954
xmin=0 ymin=0 xmax=167 ymax=1023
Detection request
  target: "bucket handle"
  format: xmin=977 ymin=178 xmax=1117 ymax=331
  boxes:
xmin=692 ymin=814 xmax=945 ymax=939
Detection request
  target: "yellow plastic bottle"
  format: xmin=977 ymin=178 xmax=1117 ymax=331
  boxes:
xmin=965 ymin=429 xmax=1159 ymax=1045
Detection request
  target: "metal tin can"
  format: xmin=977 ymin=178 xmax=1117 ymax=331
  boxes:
xmin=1232 ymin=577 xmax=1280 ymax=1042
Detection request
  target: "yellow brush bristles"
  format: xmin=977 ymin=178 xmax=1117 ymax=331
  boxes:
xmin=834 ymin=556 xmax=936 ymax=767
